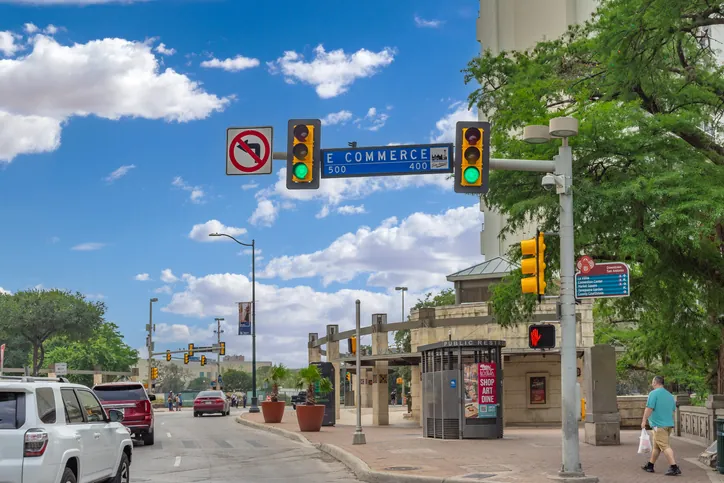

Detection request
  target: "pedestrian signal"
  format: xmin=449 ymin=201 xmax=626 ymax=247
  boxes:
xmin=528 ymin=324 xmax=556 ymax=349
xmin=286 ymin=119 xmax=321 ymax=190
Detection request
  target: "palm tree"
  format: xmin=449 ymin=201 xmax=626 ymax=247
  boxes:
xmin=296 ymin=364 xmax=333 ymax=405
xmin=265 ymin=363 xmax=290 ymax=403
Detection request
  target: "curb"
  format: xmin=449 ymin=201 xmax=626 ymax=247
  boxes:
xmin=234 ymin=415 xmax=311 ymax=445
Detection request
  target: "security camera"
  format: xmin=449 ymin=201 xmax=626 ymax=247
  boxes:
xmin=541 ymin=174 xmax=556 ymax=190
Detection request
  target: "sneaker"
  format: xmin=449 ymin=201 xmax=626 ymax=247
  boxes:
xmin=641 ymin=462 xmax=655 ymax=473
xmin=665 ymin=465 xmax=681 ymax=476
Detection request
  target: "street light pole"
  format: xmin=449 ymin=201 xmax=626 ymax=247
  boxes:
xmin=214 ymin=317 xmax=224 ymax=388
xmin=208 ymin=232 xmax=259 ymax=413
xmin=147 ymin=298 xmax=158 ymax=394
xmin=395 ymin=286 xmax=407 ymax=323
xmin=352 ymin=299 xmax=366 ymax=445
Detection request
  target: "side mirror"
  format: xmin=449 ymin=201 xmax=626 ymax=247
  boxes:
xmin=108 ymin=409 xmax=124 ymax=422
xmin=149 ymin=394 xmax=157 ymax=401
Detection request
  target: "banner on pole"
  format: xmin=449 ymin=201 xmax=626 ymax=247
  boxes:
xmin=238 ymin=302 xmax=252 ymax=335
xmin=0 ymin=343 xmax=5 ymax=374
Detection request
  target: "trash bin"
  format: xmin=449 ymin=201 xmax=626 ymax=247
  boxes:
xmin=717 ymin=418 xmax=724 ymax=474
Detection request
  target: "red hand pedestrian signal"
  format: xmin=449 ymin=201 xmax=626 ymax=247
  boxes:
xmin=530 ymin=328 xmax=542 ymax=347
xmin=528 ymin=324 xmax=556 ymax=349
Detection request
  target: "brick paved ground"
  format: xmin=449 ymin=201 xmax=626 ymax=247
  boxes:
xmin=241 ymin=410 xmax=718 ymax=483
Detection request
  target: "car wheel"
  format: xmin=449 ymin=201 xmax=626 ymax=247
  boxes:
xmin=194 ymin=411 xmax=198 ymax=417
xmin=109 ymin=452 xmax=130 ymax=483
xmin=61 ymin=467 xmax=77 ymax=483
xmin=143 ymin=430 xmax=155 ymax=446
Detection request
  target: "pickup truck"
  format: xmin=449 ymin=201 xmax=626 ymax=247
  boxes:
xmin=290 ymin=391 xmax=307 ymax=410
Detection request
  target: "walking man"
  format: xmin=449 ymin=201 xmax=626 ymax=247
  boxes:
xmin=641 ymin=375 xmax=681 ymax=476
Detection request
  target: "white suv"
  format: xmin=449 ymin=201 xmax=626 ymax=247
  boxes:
xmin=0 ymin=376 xmax=133 ymax=483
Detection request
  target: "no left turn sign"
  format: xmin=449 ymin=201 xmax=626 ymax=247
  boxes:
xmin=226 ymin=126 xmax=273 ymax=175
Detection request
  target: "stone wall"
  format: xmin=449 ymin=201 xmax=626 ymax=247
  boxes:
xmin=617 ymin=395 xmax=648 ymax=429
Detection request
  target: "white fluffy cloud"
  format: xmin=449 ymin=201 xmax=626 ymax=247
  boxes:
xmin=0 ymin=287 xmax=12 ymax=295
xmin=201 ymin=55 xmax=260 ymax=72
xmin=248 ymin=198 xmax=279 ymax=227
xmin=71 ymin=242 xmax=105 ymax=251
xmin=354 ymin=106 xmax=389 ymax=131
xmin=414 ymin=16 xmax=444 ymax=28
xmin=171 ymin=176 xmax=205 ymax=203
xmin=321 ymin=110 xmax=353 ymax=126
xmin=104 ymin=164 xmax=135 ymax=183
xmin=134 ymin=273 xmax=151 ymax=281
xmin=241 ymin=182 xmax=258 ymax=190
xmin=0 ymin=31 xmax=21 ymax=57
xmin=154 ymin=43 xmax=175 ymax=56
xmin=0 ymin=33 xmax=229 ymax=162
xmin=267 ymin=44 xmax=396 ymax=99
xmin=430 ymin=101 xmax=478 ymax=143
xmin=337 ymin=204 xmax=366 ymax=215
xmin=259 ymin=203 xmax=482 ymax=289
xmin=188 ymin=220 xmax=247 ymax=242
xmin=160 ymin=269 xmax=179 ymax=283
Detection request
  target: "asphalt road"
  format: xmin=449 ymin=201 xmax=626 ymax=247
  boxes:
xmin=129 ymin=409 xmax=358 ymax=483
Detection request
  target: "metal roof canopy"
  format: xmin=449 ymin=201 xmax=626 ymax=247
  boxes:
xmin=446 ymin=257 xmax=517 ymax=282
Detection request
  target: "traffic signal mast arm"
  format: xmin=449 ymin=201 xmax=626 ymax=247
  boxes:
xmin=150 ymin=346 xmax=218 ymax=357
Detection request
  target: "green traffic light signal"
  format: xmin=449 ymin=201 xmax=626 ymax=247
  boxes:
xmin=463 ymin=166 xmax=480 ymax=184
xmin=293 ymin=162 xmax=309 ymax=179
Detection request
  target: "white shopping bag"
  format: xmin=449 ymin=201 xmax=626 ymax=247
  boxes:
xmin=638 ymin=428 xmax=652 ymax=454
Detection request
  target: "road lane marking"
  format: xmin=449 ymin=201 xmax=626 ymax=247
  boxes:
xmin=174 ymin=456 xmax=181 ymax=467
xmin=167 ymin=432 xmax=172 ymax=438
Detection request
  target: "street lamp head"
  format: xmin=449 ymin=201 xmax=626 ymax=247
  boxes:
xmin=522 ymin=125 xmax=551 ymax=144
xmin=549 ymin=117 xmax=579 ymax=138
xmin=395 ymin=286 xmax=408 ymax=291
xmin=150 ymin=297 xmax=158 ymax=303
xmin=209 ymin=233 xmax=221 ymax=237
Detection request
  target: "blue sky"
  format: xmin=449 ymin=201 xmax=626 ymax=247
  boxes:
xmin=0 ymin=0 xmax=485 ymax=367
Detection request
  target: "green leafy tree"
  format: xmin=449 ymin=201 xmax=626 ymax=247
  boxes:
xmin=265 ymin=363 xmax=290 ymax=402
xmin=155 ymin=362 xmax=190 ymax=393
xmin=462 ymin=0 xmax=724 ymax=391
xmin=0 ymin=289 xmax=105 ymax=375
xmin=187 ymin=376 xmax=212 ymax=391
xmin=43 ymin=322 xmax=138 ymax=387
xmin=220 ymin=368 xmax=252 ymax=392
xmin=296 ymin=364 xmax=333 ymax=405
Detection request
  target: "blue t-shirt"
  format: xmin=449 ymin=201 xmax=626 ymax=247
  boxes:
xmin=646 ymin=387 xmax=675 ymax=428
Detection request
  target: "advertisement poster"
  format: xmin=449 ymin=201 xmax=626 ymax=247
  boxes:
xmin=530 ymin=376 xmax=547 ymax=404
xmin=238 ymin=302 xmax=252 ymax=335
xmin=478 ymin=362 xmax=498 ymax=418
xmin=463 ymin=362 xmax=498 ymax=419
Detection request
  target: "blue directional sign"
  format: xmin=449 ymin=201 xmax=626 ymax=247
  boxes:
xmin=321 ymin=143 xmax=453 ymax=179
xmin=575 ymin=262 xmax=630 ymax=299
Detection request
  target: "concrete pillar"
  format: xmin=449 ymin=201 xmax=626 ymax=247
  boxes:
xmin=584 ymin=344 xmax=621 ymax=445
xmin=360 ymin=368 xmax=373 ymax=408
xmin=371 ymin=313 xmax=389 ymax=426
xmin=326 ymin=325 xmax=340 ymax=421
xmin=411 ymin=364 xmax=422 ymax=425
xmin=410 ymin=308 xmax=436 ymax=427
xmin=308 ymin=333 xmax=321 ymax=364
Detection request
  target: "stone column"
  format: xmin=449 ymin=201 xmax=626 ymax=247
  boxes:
xmin=371 ymin=313 xmax=389 ymax=426
xmin=410 ymin=308 xmax=436 ymax=426
xmin=706 ymin=395 xmax=724 ymax=442
xmin=583 ymin=344 xmax=621 ymax=445
xmin=411 ymin=365 xmax=422 ymax=425
xmin=308 ymin=333 xmax=321 ymax=364
xmin=326 ymin=324 xmax=340 ymax=421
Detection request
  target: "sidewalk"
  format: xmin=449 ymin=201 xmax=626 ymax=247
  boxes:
xmin=237 ymin=408 xmax=720 ymax=483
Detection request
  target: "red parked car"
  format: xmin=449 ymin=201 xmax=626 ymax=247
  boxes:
xmin=193 ymin=390 xmax=230 ymax=417
xmin=93 ymin=381 xmax=157 ymax=445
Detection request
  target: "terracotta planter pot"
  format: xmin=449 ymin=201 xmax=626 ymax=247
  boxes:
xmin=296 ymin=404 xmax=325 ymax=432
xmin=260 ymin=401 xmax=286 ymax=423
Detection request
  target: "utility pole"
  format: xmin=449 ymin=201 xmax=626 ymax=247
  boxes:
xmin=214 ymin=317 xmax=224 ymax=388
xmin=147 ymin=298 xmax=158 ymax=393
xmin=395 ymin=286 xmax=407 ymax=323
xmin=352 ymin=299 xmax=366 ymax=445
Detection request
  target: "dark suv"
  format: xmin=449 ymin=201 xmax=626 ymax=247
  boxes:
xmin=93 ymin=382 xmax=156 ymax=445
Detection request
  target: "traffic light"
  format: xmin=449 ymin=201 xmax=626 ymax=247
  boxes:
xmin=521 ymin=230 xmax=546 ymax=296
xmin=166 ymin=350 xmax=171 ymax=362
xmin=346 ymin=373 xmax=351 ymax=381
xmin=219 ymin=342 xmax=226 ymax=356
xmin=286 ymin=119 xmax=321 ymax=190
xmin=528 ymin=324 xmax=556 ymax=349
xmin=454 ymin=121 xmax=490 ymax=194
xmin=183 ymin=353 xmax=189 ymax=364
xmin=188 ymin=343 xmax=194 ymax=357
xmin=200 ymin=355 xmax=207 ymax=366
xmin=347 ymin=336 xmax=357 ymax=355
xmin=151 ymin=367 xmax=158 ymax=379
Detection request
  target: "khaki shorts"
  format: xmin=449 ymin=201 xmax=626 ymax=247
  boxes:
xmin=651 ymin=427 xmax=673 ymax=451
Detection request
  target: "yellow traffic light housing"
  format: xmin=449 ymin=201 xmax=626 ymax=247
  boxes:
xmin=183 ymin=353 xmax=189 ymax=364
xmin=347 ymin=336 xmax=357 ymax=355
xmin=454 ymin=121 xmax=490 ymax=194
xmin=188 ymin=343 xmax=194 ymax=357
xmin=521 ymin=231 xmax=546 ymax=296
xmin=200 ymin=355 xmax=207 ymax=366
xmin=151 ymin=367 xmax=158 ymax=380
xmin=219 ymin=342 xmax=226 ymax=356
xmin=286 ymin=119 xmax=321 ymax=190
xmin=166 ymin=350 xmax=171 ymax=362
xmin=346 ymin=372 xmax=351 ymax=381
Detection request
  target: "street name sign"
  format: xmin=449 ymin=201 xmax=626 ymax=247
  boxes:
xmin=226 ymin=126 xmax=273 ymax=175
xmin=320 ymin=143 xmax=453 ymax=179
xmin=574 ymin=260 xmax=630 ymax=299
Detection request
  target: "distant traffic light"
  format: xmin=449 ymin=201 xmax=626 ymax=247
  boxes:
xmin=454 ymin=121 xmax=490 ymax=194
xmin=346 ymin=372 xmax=351 ymax=381
xmin=521 ymin=231 xmax=546 ymax=296
xmin=219 ymin=342 xmax=226 ymax=356
xmin=184 ymin=353 xmax=189 ymax=364
xmin=166 ymin=350 xmax=171 ymax=362
xmin=151 ymin=367 xmax=158 ymax=379
xmin=528 ymin=324 xmax=556 ymax=349
xmin=286 ymin=119 xmax=321 ymax=190
xmin=188 ymin=343 xmax=194 ymax=357
xmin=200 ymin=355 xmax=207 ymax=366
xmin=347 ymin=336 xmax=357 ymax=355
